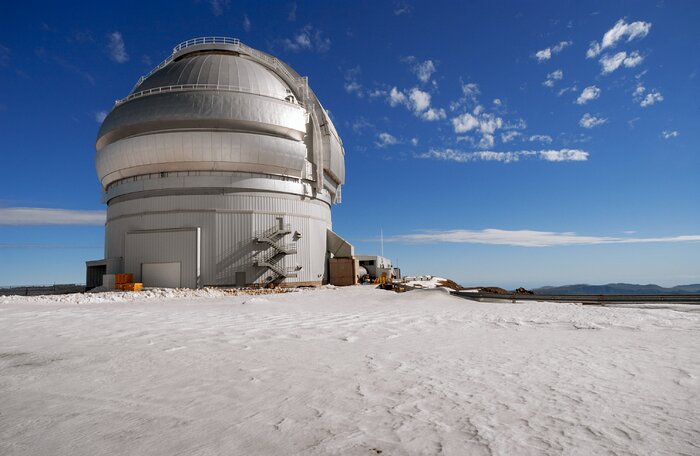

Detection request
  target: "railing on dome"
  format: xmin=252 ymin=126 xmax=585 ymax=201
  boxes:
xmin=120 ymin=37 xmax=309 ymax=106
xmin=115 ymin=83 xmax=305 ymax=107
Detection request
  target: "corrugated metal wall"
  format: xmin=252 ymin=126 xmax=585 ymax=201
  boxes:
xmin=106 ymin=192 xmax=330 ymax=286
xmin=124 ymin=229 xmax=198 ymax=287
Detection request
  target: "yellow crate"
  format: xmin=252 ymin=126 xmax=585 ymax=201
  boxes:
xmin=115 ymin=282 xmax=142 ymax=291
xmin=122 ymin=283 xmax=143 ymax=292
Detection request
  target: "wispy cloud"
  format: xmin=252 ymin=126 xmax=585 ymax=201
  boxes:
xmin=416 ymin=148 xmax=588 ymax=164
xmin=576 ymin=85 xmax=601 ymax=105
xmin=0 ymin=208 xmax=106 ymax=225
xmin=393 ymin=1 xmax=413 ymax=15
xmin=94 ymin=111 xmax=108 ymax=123
xmin=528 ymin=134 xmax=553 ymax=144
xmin=243 ymin=14 xmax=252 ymax=32
xmin=108 ymin=31 xmax=128 ymax=63
xmin=287 ymin=2 xmax=297 ymax=21
xmin=386 ymin=228 xmax=700 ymax=247
xmin=344 ymin=66 xmax=364 ymax=97
xmin=351 ymin=116 xmax=374 ymax=134
xmin=403 ymin=56 xmax=437 ymax=83
xmin=281 ymin=25 xmax=331 ymax=52
xmin=543 ymin=69 xmax=563 ymax=87
xmin=640 ymin=90 xmax=663 ymax=107
xmin=376 ymin=132 xmax=399 ymax=147
xmin=208 ymin=0 xmax=230 ymax=16
xmin=579 ymin=113 xmax=607 ymax=128
xmin=534 ymin=40 xmax=572 ymax=62
xmin=501 ymin=131 xmax=521 ymax=143
xmin=661 ymin=130 xmax=679 ymax=139
xmin=587 ymin=18 xmax=652 ymax=58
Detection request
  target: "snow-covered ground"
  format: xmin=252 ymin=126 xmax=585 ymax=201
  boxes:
xmin=1 ymin=286 xmax=698 ymax=455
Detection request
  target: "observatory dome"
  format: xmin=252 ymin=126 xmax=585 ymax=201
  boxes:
xmin=88 ymin=37 xmax=350 ymax=289
xmin=134 ymin=53 xmax=292 ymax=99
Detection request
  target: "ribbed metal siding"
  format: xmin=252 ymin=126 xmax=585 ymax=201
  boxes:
xmin=124 ymin=229 xmax=198 ymax=287
xmin=106 ymin=193 xmax=330 ymax=286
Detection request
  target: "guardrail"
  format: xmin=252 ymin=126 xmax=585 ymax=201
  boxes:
xmin=115 ymin=83 xmax=305 ymax=106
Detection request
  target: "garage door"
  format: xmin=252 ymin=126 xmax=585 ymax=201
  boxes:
xmin=142 ymin=262 xmax=181 ymax=288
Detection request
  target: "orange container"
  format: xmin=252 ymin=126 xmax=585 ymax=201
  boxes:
xmin=115 ymin=273 xmax=133 ymax=284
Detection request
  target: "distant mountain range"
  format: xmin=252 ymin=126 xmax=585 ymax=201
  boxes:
xmin=533 ymin=283 xmax=700 ymax=295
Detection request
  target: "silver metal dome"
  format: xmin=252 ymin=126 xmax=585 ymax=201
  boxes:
xmin=134 ymin=53 xmax=292 ymax=100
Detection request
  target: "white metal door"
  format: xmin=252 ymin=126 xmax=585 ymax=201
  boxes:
xmin=142 ymin=262 xmax=181 ymax=288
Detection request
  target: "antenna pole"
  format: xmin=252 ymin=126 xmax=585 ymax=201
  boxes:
xmin=381 ymin=228 xmax=384 ymax=258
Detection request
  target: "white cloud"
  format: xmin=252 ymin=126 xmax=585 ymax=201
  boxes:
xmin=376 ymin=132 xmax=399 ymax=147
xmin=576 ymin=86 xmax=601 ymax=105
xmin=451 ymin=113 xmax=479 ymax=133
xmin=534 ymin=41 xmax=572 ymax=62
xmin=579 ymin=113 xmax=608 ymax=129
xmin=368 ymin=88 xmax=387 ymax=98
xmin=623 ymin=51 xmax=644 ymax=68
xmin=408 ymin=87 xmax=431 ymax=112
xmin=387 ymin=86 xmax=444 ymax=121
xmin=640 ymin=90 xmax=663 ymax=107
xmin=539 ymin=150 xmax=589 ymax=161
xmin=94 ymin=111 xmax=107 ymax=123
xmin=409 ymin=58 xmax=436 ymax=83
xmin=528 ymin=134 xmax=553 ymax=143
xmin=282 ymin=25 xmax=331 ymax=53
xmin=388 ymin=87 xmax=407 ymax=106
xmin=587 ymin=18 xmax=652 ymax=58
xmin=344 ymin=81 xmax=362 ymax=96
xmin=288 ymin=2 xmax=297 ymax=21
xmin=351 ymin=117 xmax=374 ymax=134
xmin=410 ymin=137 xmax=419 ymax=146
xmin=450 ymin=82 xmax=481 ymax=111
xmin=493 ymin=98 xmax=502 ymax=106
xmin=478 ymin=134 xmax=495 ymax=149
xmin=421 ymin=107 xmax=446 ymax=121
xmin=243 ymin=14 xmax=252 ymax=32
xmin=416 ymin=148 xmax=588 ymax=164
xmin=478 ymin=113 xmax=503 ymax=135
xmin=504 ymin=118 xmax=527 ymax=130
xmin=543 ymin=70 xmax=564 ymax=87
xmin=108 ymin=31 xmax=128 ymax=63
xmin=599 ymin=51 xmax=644 ymax=74
xmin=661 ymin=130 xmax=679 ymax=139
xmin=0 ymin=208 xmax=106 ymax=225
xmin=386 ymin=228 xmax=700 ymax=247
xmin=461 ymin=82 xmax=480 ymax=99
xmin=501 ymin=131 xmax=521 ymax=143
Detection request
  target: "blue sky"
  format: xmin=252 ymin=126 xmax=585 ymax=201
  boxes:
xmin=1 ymin=0 xmax=699 ymax=287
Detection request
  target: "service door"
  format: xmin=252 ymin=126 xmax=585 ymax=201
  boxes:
xmin=142 ymin=262 xmax=181 ymax=288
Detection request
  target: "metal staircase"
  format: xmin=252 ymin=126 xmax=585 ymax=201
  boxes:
xmin=253 ymin=221 xmax=299 ymax=284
